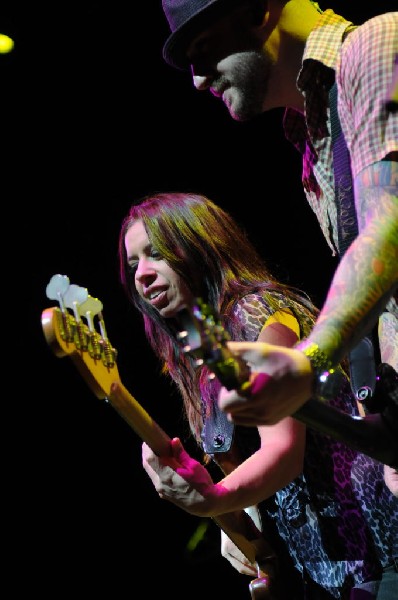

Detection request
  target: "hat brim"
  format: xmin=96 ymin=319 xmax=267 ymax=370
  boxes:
xmin=163 ymin=0 xmax=244 ymax=71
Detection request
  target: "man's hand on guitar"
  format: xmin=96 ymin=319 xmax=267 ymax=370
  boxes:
xmin=218 ymin=342 xmax=313 ymax=426
xmin=142 ymin=437 xmax=228 ymax=517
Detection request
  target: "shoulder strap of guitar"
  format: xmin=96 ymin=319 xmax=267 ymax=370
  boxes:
xmin=329 ymin=81 xmax=377 ymax=407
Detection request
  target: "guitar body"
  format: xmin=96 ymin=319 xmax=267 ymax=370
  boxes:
xmin=249 ymin=576 xmax=274 ymax=600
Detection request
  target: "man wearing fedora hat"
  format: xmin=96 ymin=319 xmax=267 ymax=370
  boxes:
xmin=159 ymin=1 xmax=398 ymax=597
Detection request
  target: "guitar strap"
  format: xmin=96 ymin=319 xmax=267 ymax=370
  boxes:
xmin=329 ymin=80 xmax=377 ymax=407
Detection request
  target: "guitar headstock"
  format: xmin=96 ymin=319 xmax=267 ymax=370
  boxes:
xmin=41 ymin=274 xmax=120 ymax=399
xmin=177 ymin=298 xmax=251 ymax=392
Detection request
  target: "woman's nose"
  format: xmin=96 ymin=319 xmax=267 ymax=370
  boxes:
xmin=135 ymin=259 xmax=156 ymax=283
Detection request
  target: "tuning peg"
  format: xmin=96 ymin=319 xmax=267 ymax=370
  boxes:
xmin=78 ymin=295 xmax=113 ymax=362
xmin=46 ymin=274 xmax=70 ymax=303
xmin=63 ymin=284 xmax=89 ymax=311
xmin=78 ymin=295 xmax=103 ymax=318
xmin=78 ymin=295 xmax=103 ymax=331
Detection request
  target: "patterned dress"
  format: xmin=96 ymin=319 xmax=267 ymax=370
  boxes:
xmin=202 ymin=293 xmax=398 ymax=599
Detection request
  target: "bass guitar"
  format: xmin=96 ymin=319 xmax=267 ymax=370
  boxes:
xmin=176 ymin=298 xmax=398 ymax=469
xmin=41 ymin=274 xmax=276 ymax=600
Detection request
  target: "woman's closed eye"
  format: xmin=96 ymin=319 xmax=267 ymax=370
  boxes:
xmin=128 ymin=248 xmax=162 ymax=274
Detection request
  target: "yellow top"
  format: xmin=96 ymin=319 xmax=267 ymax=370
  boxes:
xmin=263 ymin=309 xmax=300 ymax=337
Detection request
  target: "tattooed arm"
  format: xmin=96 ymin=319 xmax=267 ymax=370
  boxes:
xmin=300 ymin=157 xmax=398 ymax=366
xmin=218 ymin=157 xmax=398 ymax=425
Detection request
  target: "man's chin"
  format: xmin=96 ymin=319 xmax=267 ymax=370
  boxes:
xmin=225 ymin=96 xmax=254 ymax=122
xmin=226 ymin=102 xmax=245 ymax=122
xmin=229 ymin=107 xmax=252 ymax=122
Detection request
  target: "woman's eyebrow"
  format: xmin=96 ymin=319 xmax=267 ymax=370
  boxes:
xmin=127 ymin=242 xmax=152 ymax=263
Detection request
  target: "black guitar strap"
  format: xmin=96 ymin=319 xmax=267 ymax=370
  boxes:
xmin=329 ymin=81 xmax=377 ymax=406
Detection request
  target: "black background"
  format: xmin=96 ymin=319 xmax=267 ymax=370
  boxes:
xmin=1 ymin=2 xmax=392 ymax=598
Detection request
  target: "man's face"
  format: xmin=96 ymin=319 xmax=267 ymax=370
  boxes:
xmin=185 ymin=3 xmax=272 ymax=121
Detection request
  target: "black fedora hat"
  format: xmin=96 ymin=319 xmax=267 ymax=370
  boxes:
xmin=162 ymin=0 xmax=245 ymax=70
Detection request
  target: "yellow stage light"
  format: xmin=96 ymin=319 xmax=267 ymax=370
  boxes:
xmin=0 ymin=34 xmax=15 ymax=54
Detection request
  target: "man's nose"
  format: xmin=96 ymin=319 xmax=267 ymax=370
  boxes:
xmin=192 ymin=74 xmax=211 ymax=90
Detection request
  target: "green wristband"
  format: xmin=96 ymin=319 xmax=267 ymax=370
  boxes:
xmin=298 ymin=341 xmax=342 ymax=401
xmin=298 ymin=342 xmax=334 ymax=372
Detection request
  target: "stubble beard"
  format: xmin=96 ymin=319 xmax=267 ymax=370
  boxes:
xmin=223 ymin=50 xmax=270 ymax=122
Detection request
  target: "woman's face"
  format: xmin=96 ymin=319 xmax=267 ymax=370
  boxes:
xmin=124 ymin=219 xmax=194 ymax=318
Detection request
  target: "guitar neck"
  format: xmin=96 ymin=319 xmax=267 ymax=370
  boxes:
xmin=179 ymin=299 xmax=398 ymax=469
xmin=108 ymin=381 xmax=272 ymax=567
xmin=109 ymin=381 xmax=171 ymax=456
xmin=294 ymin=398 xmax=398 ymax=468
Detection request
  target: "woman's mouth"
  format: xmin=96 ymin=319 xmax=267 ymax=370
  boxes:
xmin=148 ymin=290 xmax=167 ymax=308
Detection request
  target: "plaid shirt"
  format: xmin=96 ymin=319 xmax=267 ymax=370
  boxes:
xmin=283 ymin=9 xmax=398 ymax=255
xmin=283 ymin=10 xmax=398 ymax=368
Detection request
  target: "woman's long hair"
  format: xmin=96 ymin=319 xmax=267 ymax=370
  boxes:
xmin=118 ymin=192 xmax=317 ymax=443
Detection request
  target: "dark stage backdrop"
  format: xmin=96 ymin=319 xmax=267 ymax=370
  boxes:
xmin=2 ymin=3 xmax=392 ymax=598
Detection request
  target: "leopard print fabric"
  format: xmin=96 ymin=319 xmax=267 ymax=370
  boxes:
xmin=204 ymin=293 xmax=398 ymax=599
xmin=268 ymin=392 xmax=398 ymax=598
xmin=232 ymin=292 xmax=314 ymax=341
